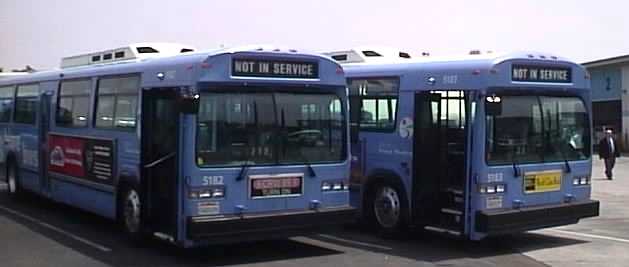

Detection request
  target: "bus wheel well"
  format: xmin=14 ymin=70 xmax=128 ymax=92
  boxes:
xmin=362 ymin=171 xmax=409 ymax=228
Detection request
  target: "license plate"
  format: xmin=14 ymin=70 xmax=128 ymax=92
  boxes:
xmin=250 ymin=174 xmax=303 ymax=198
xmin=524 ymin=171 xmax=562 ymax=193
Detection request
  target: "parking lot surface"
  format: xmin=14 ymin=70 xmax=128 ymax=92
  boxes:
xmin=1 ymin=158 xmax=628 ymax=267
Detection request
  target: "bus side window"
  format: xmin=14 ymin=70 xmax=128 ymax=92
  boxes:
xmin=95 ymin=75 xmax=139 ymax=130
xmin=0 ymin=85 xmax=15 ymax=122
xmin=14 ymin=84 xmax=39 ymax=124
xmin=57 ymin=79 xmax=91 ymax=127
xmin=348 ymin=77 xmax=400 ymax=131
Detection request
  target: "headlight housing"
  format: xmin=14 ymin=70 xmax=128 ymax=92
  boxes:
xmin=189 ymin=186 xmax=226 ymax=199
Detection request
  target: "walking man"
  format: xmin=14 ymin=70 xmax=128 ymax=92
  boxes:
xmin=598 ymin=129 xmax=620 ymax=180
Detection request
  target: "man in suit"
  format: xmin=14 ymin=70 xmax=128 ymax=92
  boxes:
xmin=599 ymin=129 xmax=620 ymax=180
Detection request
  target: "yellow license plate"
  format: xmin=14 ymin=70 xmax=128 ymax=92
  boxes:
xmin=524 ymin=171 xmax=562 ymax=193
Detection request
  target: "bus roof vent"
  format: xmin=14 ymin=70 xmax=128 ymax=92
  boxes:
xmin=60 ymin=43 xmax=196 ymax=69
xmin=323 ymin=47 xmax=414 ymax=64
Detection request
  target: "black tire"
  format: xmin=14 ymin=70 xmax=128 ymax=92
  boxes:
xmin=118 ymin=185 xmax=145 ymax=241
xmin=5 ymin=160 xmax=21 ymax=198
xmin=365 ymin=180 xmax=409 ymax=235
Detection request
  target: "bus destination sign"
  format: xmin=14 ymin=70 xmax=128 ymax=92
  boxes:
xmin=232 ymin=59 xmax=319 ymax=79
xmin=512 ymin=65 xmax=572 ymax=83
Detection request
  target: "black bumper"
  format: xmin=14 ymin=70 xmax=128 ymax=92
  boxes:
xmin=187 ymin=206 xmax=356 ymax=243
xmin=476 ymin=200 xmax=600 ymax=236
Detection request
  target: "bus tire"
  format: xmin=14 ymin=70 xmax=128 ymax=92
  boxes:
xmin=5 ymin=160 xmax=21 ymax=198
xmin=366 ymin=180 xmax=408 ymax=235
xmin=118 ymin=185 xmax=144 ymax=240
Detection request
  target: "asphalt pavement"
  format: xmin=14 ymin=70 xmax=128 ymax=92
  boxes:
xmin=0 ymin=158 xmax=628 ymax=267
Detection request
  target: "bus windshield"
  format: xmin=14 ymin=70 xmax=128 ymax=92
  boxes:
xmin=486 ymin=94 xmax=590 ymax=165
xmin=196 ymin=90 xmax=345 ymax=167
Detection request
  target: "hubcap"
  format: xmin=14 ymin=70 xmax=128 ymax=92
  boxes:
xmin=7 ymin=166 xmax=16 ymax=194
xmin=374 ymin=186 xmax=401 ymax=229
xmin=124 ymin=190 xmax=141 ymax=233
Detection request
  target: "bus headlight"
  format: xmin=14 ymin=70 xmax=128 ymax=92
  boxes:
xmin=189 ymin=186 xmax=226 ymax=199
xmin=479 ymin=184 xmax=506 ymax=194
xmin=573 ymin=175 xmax=591 ymax=186
xmin=321 ymin=182 xmax=332 ymax=191
xmin=322 ymin=180 xmax=349 ymax=192
xmin=496 ymin=184 xmax=506 ymax=193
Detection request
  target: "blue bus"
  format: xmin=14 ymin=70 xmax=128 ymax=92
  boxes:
xmin=1 ymin=43 xmax=354 ymax=247
xmin=325 ymin=49 xmax=600 ymax=240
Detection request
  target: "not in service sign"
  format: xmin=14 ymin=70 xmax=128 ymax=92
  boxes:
xmin=512 ymin=65 xmax=572 ymax=83
xmin=232 ymin=59 xmax=319 ymax=79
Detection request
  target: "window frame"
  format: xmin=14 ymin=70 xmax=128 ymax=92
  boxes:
xmin=348 ymin=76 xmax=400 ymax=133
xmin=13 ymin=83 xmax=40 ymax=125
xmin=194 ymin=87 xmax=348 ymax=168
xmin=56 ymin=78 xmax=92 ymax=128
xmin=484 ymin=92 xmax=591 ymax=166
xmin=0 ymin=85 xmax=16 ymax=123
xmin=93 ymin=74 xmax=140 ymax=131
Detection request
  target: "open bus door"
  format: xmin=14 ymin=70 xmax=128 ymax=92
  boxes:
xmin=413 ymin=91 xmax=468 ymax=237
xmin=140 ymin=88 xmax=180 ymax=239
xmin=38 ymin=91 xmax=52 ymax=196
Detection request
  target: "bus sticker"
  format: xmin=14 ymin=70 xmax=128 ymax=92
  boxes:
xmin=198 ymin=201 xmax=220 ymax=215
xmin=486 ymin=196 xmax=503 ymax=209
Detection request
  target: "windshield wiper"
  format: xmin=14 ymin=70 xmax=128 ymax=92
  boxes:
xmin=237 ymin=100 xmax=258 ymax=181
xmin=236 ymin=144 xmax=251 ymax=181
xmin=298 ymin=151 xmax=317 ymax=178
xmin=512 ymin=157 xmax=521 ymax=177
xmin=555 ymin=140 xmax=572 ymax=173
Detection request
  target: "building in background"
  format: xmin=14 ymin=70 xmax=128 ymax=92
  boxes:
xmin=584 ymin=55 xmax=629 ymax=150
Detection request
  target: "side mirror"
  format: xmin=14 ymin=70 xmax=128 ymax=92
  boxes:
xmin=179 ymin=87 xmax=200 ymax=114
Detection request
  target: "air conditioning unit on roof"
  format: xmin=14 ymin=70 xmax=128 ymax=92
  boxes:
xmin=60 ymin=43 xmax=196 ymax=69
xmin=323 ymin=46 xmax=415 ymax=64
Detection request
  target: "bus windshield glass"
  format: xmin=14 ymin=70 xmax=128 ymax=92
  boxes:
xmin=486 ymin=94 xmax=590 ymax=165
xmin=196 ymin=90 xmax=345 ymax=167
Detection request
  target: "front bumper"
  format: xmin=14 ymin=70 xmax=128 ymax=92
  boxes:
xmin=187 ymin=206 xmax=356 ymax=243
xmin=475 ymin=200 xmax=599 ymax=235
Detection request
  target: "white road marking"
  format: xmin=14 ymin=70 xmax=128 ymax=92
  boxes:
xmin=549 ymin=229 xmax=629 ymax=244
xmin=317 ymin=234 xmax=393 ymax=250
xmin=0 ymin=205 xmax=112 ymax=252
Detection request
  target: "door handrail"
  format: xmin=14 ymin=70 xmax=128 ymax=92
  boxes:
xmin=143 ymin=152 xmax=176 ymax=168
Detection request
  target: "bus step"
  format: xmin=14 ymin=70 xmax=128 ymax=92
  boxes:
xmin=445 ymin=187 xmax=464 ymax=195
xmin=424 ymin=225 xmax=461 ymax=236
xmin=441 ymin=208 xmax=463 ymax=216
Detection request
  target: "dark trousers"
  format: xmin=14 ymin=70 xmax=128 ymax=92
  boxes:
xmin=604 ymin=157 xmax=616 ymax=179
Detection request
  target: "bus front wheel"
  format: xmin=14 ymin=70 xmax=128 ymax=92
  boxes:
xmin=5 ymin=161 xmax=21 ymax=197
xmin=119 ymin=186 xmax=143 ymax=239
xmin=367 ymin=181 xmax=408 ymax=234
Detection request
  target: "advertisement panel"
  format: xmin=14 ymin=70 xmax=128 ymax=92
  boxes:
xmin=48 ymin=134 xmax=115 ymax=185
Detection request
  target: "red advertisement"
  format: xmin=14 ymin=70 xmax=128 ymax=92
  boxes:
xmin=48 ymin=135 xmax=86 ymax=178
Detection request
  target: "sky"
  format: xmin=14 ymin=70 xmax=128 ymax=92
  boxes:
xmin=1 ymin=0 xmax=628 ymax=71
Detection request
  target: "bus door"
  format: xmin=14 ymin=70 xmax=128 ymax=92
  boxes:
xmin=38 ymin=91 xmax=52 ymax=195
xmin=141 ymin=88 xmax=180 ymax=237
xmin=349 ymin=96 xmax=364 ymax=192
xmin=413 ymin=91 xmax=468 ymax=236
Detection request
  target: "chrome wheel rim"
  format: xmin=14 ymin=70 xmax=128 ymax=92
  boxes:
xmin=374 ymin=186 xmax=401 ymax=229
xmin=7 ymin=166 xmax=16 ymax=194
xmin=124 ymin=190 xmax=141 ymax=233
